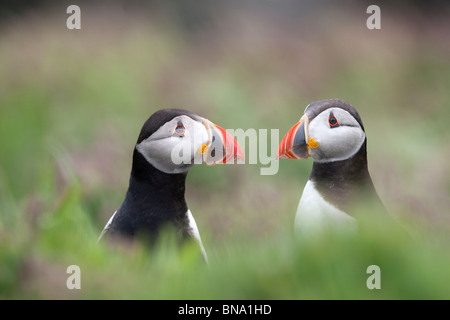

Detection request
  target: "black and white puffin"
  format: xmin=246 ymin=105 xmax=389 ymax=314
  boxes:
xmin=277 ymin=99 xmax=386 ymax=235
xmin=98 ymin=108 xmax=244 ymax=261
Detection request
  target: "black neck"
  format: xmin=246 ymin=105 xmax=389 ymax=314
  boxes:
xmin=309 ymin=140 xmax=376 ymax=212
xmin=125 ymin=148 xmax=188 ymax=220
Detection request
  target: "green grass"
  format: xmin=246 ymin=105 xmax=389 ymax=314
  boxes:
xmin=2 ymin=177 xmax=449 ymax=299
xmin=1 ymin=4 xmax=450 ymax=299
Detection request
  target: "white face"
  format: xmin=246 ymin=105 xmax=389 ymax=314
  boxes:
xmin=136 ymin=115 xmax=209 ymax=174
xmin=308 ymin=108 xmax=366 ymax=162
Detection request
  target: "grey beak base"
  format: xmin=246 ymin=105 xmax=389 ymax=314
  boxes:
xmin=292 ymin=121 xmax=309 ymax=159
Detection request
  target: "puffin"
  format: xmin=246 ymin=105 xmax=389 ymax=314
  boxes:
xmin=98 ymin=108 xmax=244 ymax=261
xmin=277 ymin=99 xmax=386 ymax=235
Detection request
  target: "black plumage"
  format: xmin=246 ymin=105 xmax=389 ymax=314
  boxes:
xmin=106 ymin=150 xmax=190 ymax=242
xmin=100 ymin=109 xmax=200 ymax=245
xmin=309 ymin=138 xmax=385 ymax=216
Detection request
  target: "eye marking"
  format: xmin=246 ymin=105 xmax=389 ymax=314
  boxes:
xmin=328 ymin=112 xmax=339 ymax=128
xmin=174 ymin=120 xmax=185 ymax=135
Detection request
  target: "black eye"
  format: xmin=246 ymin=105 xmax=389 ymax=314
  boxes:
xmin=328 ymin=112 xmax=339 ymax=128
xmin=175 ymin=121 xmax=185 ymax=135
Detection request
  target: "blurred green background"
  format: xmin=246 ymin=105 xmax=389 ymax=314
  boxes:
xmin=1 ymin=0 xmax=450 ymax=299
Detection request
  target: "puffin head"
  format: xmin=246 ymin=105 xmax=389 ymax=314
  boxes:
xmin=135 ymin=108 xmax=244 ymax=174
xmin=277 ymin=99 xmax=366 ymax=163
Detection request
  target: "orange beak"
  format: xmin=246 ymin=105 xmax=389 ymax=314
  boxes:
xmin=277 ymin=115 xmax=317 ymax=159
xmin=202 ymin=120 xmax=244 ymax=165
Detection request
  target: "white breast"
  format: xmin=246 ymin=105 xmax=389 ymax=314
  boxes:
xmin=186 ymin=209 xmax=208 ymax=263
xmin=98 ymin=210 xmax=117 ymax=242
xmin=294 ymin=180 xmax=357 ymax=237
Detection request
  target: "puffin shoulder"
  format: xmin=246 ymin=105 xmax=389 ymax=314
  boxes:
xmin=98 ymin=210 xmax=117 ymax=242
xmin=186 ymin=209 xmax=208 ymax=262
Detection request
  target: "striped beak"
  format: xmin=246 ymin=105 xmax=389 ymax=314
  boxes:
xmin=201 ymin=119 xmax=244 ymax=165
xmin=277 ymin=115 xmax=318 ymax=159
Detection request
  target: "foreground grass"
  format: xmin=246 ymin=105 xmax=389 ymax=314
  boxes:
xmin=1 ymin=178 xmax=449 ymax=299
